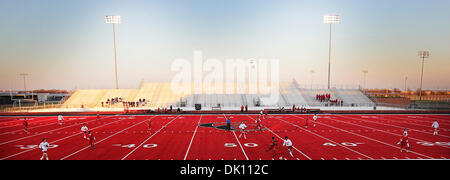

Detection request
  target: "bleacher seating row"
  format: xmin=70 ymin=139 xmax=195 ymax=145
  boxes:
xmin=63 ymin=81 xmax=376 ymax=109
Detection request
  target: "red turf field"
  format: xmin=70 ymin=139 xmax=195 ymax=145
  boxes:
xmin=0 ymin=114 xmax=449 ymax=160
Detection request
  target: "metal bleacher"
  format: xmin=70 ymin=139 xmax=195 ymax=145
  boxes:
xmin=62 ymin=81 xmax=376 ymax=110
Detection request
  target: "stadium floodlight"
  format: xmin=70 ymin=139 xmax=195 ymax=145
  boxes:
xmin=324 ymin=14 xmax=340 ymax=89
xmin=105 ymin=15 xmax=121 ymax=89
xmin=105 ymin=15 xmax=122 ymax=24
xmin=323 ymin=14 xmax=341 ymax=24
xmin=417 ymin=51 xmax=430 ymax=103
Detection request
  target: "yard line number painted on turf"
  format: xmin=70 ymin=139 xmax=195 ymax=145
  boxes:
xmin=112 ymin=144 xmax=158 ymax=148
xmin=224 ymin=143 xmax=258 ymax=148
xmin=323 ymin=142 xmax=365 ymax=147
xmin=416 ymin=142 xmax=450 ymax=147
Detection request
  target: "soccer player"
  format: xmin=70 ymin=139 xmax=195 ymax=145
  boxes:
xmin=432 ymin=120 xmax=439 ymax=136
xmin=313 ymin=114 xmax=318 ymax=127
xmin=23 ymin=117 xmax=28 ymax=132
xmin=238 ymin=121 xmax=247 ymax=139
xmin=266 ymin=137 xmax=279 ymax=159
xmin=39 ymin=138 xmax=50 ymax=160
xmin=81 ymin=124 xmax=89 ymax=139
xmin=87 ymin=131 xmax=96 ymax=149
xmin=397 ymin=128 xmax=410 ymax=152
xmin=304 ymin=116 xmax=308 ymax=128
xmin=96 ymin=112 xmax=100 ymax=122
xmin=146 ymin=119 xmax=152 ymax=134
xmin=58 ymin=114 xmax=64 ymax=126
xmin=256 ymin=116 xmax=262 ymax=130
xmin=283 ymin=136 xmax=294 ymax=157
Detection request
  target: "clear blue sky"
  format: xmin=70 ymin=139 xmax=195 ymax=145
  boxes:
xmin=0 ymin=0 xmax=449 ymax=90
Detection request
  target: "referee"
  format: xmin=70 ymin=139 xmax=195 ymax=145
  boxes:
xmin=226 ymin=117 xmax=231 ymax=131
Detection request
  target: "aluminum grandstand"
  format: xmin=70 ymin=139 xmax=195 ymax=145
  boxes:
xmin=55 ymin=80 xmax=377 ymax=112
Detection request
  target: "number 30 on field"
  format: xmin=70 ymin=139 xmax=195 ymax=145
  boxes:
xmin=224 ymin=143 xmax=258 ymax=147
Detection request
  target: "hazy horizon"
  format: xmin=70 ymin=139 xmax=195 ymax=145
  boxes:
xmin=1 ymin=0 xmax=449 ymax=91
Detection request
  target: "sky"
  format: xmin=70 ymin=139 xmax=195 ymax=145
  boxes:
xmin=0 ymin=0 xmax=449 ymax=91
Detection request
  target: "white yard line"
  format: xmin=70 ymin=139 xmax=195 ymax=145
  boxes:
xmin=297 ymin=115 xmax=434 ymax=159
xmin=232 ymin=130 xmax=249 ymax=160
xmin=329 ymin=115 xmax=450 ymax=148
xmin=0 ymin=118 xmax=103 ymax=146
xmin=277 ymin=115 xmax=373 ymax=159
xmin=60 ymin=116 xmax=159 ymax=160
xmin=339 ymin=115 xmax=450 ymax=138
xmin=246 ymin=115 xmax=312 ymax=160
xmin=183 ymin=115 xmax=202 ymax=160
xmin=0 ymin=115 xmax=128 ymax=160
xmin=121 ymin=115 xmax=179 ymax=160
xmin=223 ymin=114 xmax=249 ymax=160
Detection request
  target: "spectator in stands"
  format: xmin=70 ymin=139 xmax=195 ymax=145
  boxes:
xmin=241 ymin=105 xmax=244 ymax=112
xmin=245 ymin=105 xmax=248 ymax=112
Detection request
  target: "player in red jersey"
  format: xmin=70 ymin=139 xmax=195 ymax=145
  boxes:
xmin=304 ymin=116 xmax=309 ymax=128
xmin=256 ymin=116 xmax=262 ymax=130
xmin=23 ymin=117 xmax=28 ymax=132
xmin=87 ymin=131 xmax=96 ymax=149
xmin=397 ymin=128 xmax=410 ymax=152
xmin=96 ymin=112 xmax=100 ymax=122
xmin=266 ymin=137 xmax=279 ymax=159
xmin=146 ymin=119 xmax=152 ymax=134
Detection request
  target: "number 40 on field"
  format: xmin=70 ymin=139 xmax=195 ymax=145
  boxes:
xmin=323 ymin=142 xmax=364 ymax=147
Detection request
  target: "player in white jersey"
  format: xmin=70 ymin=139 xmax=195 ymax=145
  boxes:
xmin=238 ymin=121 xmax=247 ymax=139
xmin=283 ymin=136 xmax=294 ymax=157
xmin=58 ymin=114 xmax=64 ymax=126
xmin=432 ymin=120 xmax=439 ymax=136
xmin=313 ymin=114 xmax=318 ymax=127
xmin=39 ymin=138 xmax=50 ymax=160
xmin=81 ymin=123 xmax=89 ymax=139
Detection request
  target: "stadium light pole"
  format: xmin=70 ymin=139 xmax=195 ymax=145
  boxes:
xmin=404 ymin=76 xmax=408 ymax=91
xmin=417 ymin=51 xmax=429 ymax=104
xmin=324 ymin=15 xmax=340 ymax=89
xmin=105 ymin=15 xmax=121 ymax=89
xmin=362 ymin=70 xmax=368 ymax=93
xmin=19 ymin=73 xmax=28 ymax=92
xmin=310 ymin=69 xmax=315 ymax=89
